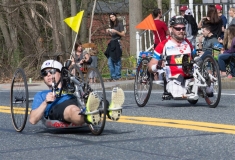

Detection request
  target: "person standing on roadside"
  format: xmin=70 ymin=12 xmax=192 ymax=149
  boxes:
xmin=180 ymin=5 xmax=188 ymax=16
xmin=228 ymin=7 xmax=235 ymax=26
xmin=152 ymin=8 xmax=169 ymax=49
xmin=105 ymin=12 xmax=125 ymax=81
xmin=184 ymin=9 xmax=198 ymax=48
xmin=215 ymin=4 xmax=227 ymax=38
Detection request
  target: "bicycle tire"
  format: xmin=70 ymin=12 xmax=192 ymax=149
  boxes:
xmin=10 ymin=68 xmax=29 ymax=132
xmin=201 ymin=55 xmax=221 ymax=108
xmin=134 ymin=58 xmax=153 ymax=107
xmin=84 ymin=67 xmax=107 ymax=135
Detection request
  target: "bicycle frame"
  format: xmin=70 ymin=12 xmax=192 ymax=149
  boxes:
xmin=158 ymin=61 xmax=216 ymax=100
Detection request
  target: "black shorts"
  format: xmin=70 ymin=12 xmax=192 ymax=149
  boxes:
xmin=48 ymin=98 xmax=78 ymax=123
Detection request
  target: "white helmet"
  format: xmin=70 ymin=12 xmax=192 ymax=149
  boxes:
xmin=41 ymin=60 xmax=63 ymax=71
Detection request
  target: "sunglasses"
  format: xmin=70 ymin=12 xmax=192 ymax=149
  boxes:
xmin=173 ymin=27 xmax=186 ymax=31
xmin=41 ymin=69 xmax=57 ymax=77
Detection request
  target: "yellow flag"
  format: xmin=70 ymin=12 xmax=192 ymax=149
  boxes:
xmin=64 ymin=10 xmax=84 ymax=33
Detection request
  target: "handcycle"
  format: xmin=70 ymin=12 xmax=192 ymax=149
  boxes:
xmin=134 ymin=51 xmax=221 ymax=108
xmin=10 ymin=59 xmax=109 ymax=135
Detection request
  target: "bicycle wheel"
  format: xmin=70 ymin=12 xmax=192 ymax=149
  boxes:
xmin=134 ymin=58 xmax=153 ymax=107
xmin=84 ymin=67 xmax=107 ymax=135
xmin=69 ymin=64 xmax=84 ymax=82
xmin=201 ymin=55 xmax=221 ymax=108
xmin=10 ymin=68 xmax=29 ymax=132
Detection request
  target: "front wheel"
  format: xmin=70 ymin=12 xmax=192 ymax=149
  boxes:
xmin=83 ymin=67 xmax=107 ymax=135
xmin=200 ymin=55 xmax=221 ymax=108
xmin=134 ymin=58 xmax=153 ymax=107
xmin=10 ymin=68 xmax=29 ymax=132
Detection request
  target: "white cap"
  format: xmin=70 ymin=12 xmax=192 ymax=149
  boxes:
xmin=185 ymin=9 xmax=192 ymax=15
xmin=41 ymin=60 xmax=63 ymax=71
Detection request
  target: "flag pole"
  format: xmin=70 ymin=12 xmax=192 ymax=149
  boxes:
xmin=70 ymin=33 xmax=78 ymax=59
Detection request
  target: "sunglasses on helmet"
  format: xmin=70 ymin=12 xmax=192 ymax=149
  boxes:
xmin=41 ymin=69 xmax=58 ymax=77
xmin=173 ymin=26 xmax=186 ymax=31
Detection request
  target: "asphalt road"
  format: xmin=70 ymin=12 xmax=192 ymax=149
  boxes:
xmin=0 ymin=89 xmax=235 ymax=160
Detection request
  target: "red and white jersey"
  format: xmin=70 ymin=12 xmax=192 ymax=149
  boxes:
xmin=152 ymin=37 xmax=193 ymax=78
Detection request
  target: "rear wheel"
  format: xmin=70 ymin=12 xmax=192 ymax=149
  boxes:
xmin=201 ymin=55 xmax=221 ymax=108
xmin=83 ymin=67 xmax=107 ymax=135
xmin=134 ymin=58 xmax=153 ymax=107
xmin=10 ymin=68 xmax=29 ymax=132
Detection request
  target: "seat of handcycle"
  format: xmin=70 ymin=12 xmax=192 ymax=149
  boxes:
xmin=41 ymin=117 xmax=86 ymax=129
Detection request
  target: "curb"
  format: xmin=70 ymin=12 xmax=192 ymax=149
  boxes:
xmin=1 ymin=79 xmax=235 ymax=91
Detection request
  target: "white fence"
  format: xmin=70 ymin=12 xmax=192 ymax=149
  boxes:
xmin=136 ymin=3 xmax=234 ymax=59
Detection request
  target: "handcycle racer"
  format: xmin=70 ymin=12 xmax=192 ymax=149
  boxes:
xmin=29 ymin=60 xmax=124 ymax=126
xmin=148 ymin=15 xmax=215 ymax=100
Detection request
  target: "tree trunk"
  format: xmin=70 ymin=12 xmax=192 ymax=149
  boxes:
xmin=2 ymin=0 xmax=18 ymax=62
xmin=80 ymin=0 xmax=90 ymax=43
xmin=47 ymin=0 xmax=62 ymax=53
xmin=88 ymin=0 xmax=97 ymax=43
xmin=157 ymin=0 xmax=162 ymax=10
xmin=129 ymin=0 xmax=142 ymax=56
xmin=58 ymin=0 xmax=69 ymax=52
xmin=70 ymin=0 xmax=77 ymax=44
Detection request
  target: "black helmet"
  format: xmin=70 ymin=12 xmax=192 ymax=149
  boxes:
xmin=169 ymin=16 xmax=187 ymax=26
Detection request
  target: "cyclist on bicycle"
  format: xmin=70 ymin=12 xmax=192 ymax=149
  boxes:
xmin=148 ymin=15 xmax=194 ymax=98
xmin=29 ymin=60 xmax=124 ymax=126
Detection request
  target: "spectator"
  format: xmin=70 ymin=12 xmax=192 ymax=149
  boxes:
xmin=228 ymin=7 xmax=235 ymax=26
xmin=88 ymin=49 xmax=98 ymax=83
xmin=184 ymin=9 xmax=198 ymax=48
xmin=105 ymin=12 xmax=125 ymax=81
xmin=180 ymin=6 xmax=188 ymax=16
xmin=71 ymin=42 xmax=92 ymax=66
xmin=194 ymin=24 xmax=219 ymax=66
xmin=152 ymin=8 xmax=169 ymax=48
xmin=198 ymin=5 xmax=224 ymax=38
xmin=215 ymin=4 xmax=227 ymax=38
xmin=218 ymin=24 xmax=235 ymax=78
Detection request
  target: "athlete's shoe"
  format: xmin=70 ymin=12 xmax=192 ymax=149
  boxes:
xmin=84 ymin=92 xmax=100 ymax=125
xmin=107 ymin=87 xmax=125 ymax=121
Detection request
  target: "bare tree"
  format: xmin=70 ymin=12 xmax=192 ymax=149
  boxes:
xmin=80 ymin=0 xmax=90 ymax=43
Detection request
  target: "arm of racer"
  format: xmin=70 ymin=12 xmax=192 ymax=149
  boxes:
xmin=29 ymin=92 xmax=55 ymax=125
xmin=148 ymin=58 xmax=159 ymax=73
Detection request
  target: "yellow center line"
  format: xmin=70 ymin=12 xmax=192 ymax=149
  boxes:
xmin=1 ymin=106 xmax=235 ymax=134
xmin=0 ymin=106 xmax=31 ymax=114
xmin=111 ymin=116 xmax=235 ymax=135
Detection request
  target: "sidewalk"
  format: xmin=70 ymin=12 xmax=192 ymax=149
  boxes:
xmin=0 ymin=79 xmax=135 ymax=91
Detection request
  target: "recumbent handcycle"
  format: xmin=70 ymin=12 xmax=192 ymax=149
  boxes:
xmin=134 ymin=52 xmax=221 ymax=108
xmin=10 ymin=59 xmax=110 ymax=135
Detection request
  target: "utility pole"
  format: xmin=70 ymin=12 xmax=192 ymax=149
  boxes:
xmin=129 ymin=0 xmax=142 ymax=56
